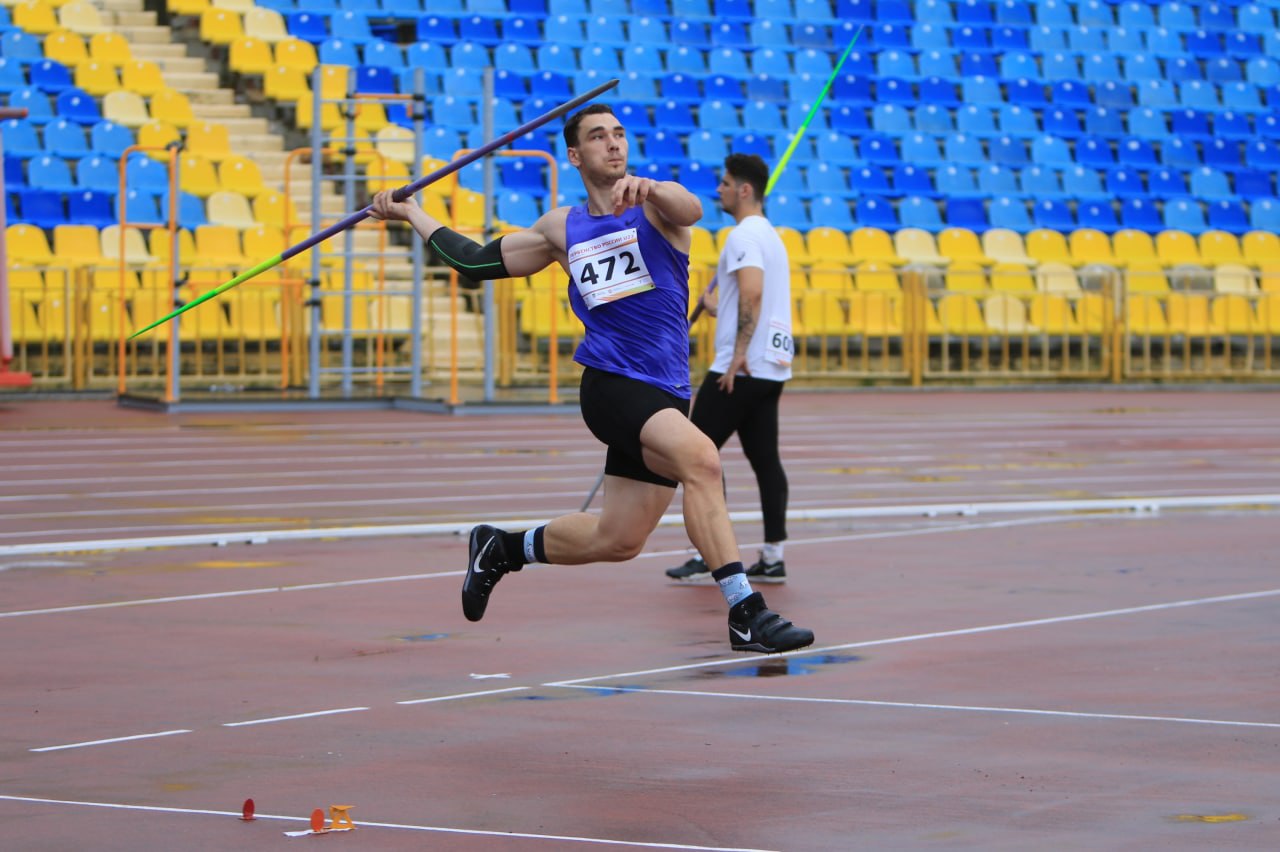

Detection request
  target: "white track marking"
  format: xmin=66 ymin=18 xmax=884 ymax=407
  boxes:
xmin=397 ymin=686 xmax=530 ymax=705
xmin=0 ymin=795 xmax=774 ymax=851
xmin=29 ymin=730 xmax=191 ymax=752
xmin=545 ymin=588 xmax=1280 ymax=687
xmin=550 ymin=685 xmax=1280 ymax=730
xmin=222 ymin=707 xmax=368 ymax=727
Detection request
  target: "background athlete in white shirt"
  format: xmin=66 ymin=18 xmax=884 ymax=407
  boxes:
xmin=667 ymin=153 xmax=795 ymax=585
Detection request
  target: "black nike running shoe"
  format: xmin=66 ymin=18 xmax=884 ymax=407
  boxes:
xmin=665 ymin=555 xmax=712 ymax=582
xmin=727 ymin=592 xmax=814 ymax=654
xmin=744 ymin=555 xmax=787 ymax=584
xmin=462 ymin=524 xmax=516 ymax=622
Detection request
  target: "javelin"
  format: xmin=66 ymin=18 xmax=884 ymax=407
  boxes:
xmin=129 ymin=78 xmax=621 ymax=339
xmin=689 ymin=25 xmax=865 ymax=324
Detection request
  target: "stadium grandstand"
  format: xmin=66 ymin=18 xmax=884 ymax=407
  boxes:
xmin=3 ymin=0 xmax=1280 ymax=397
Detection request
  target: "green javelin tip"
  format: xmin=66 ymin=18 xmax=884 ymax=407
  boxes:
xmin=765 ymin=25 xmax=866 ymax=197
xmin=128 ymin=254 xmax=285 ymax=339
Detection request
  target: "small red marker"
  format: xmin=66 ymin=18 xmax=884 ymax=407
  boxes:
xmin=310 ymin=808 xmax=325 ymax=833
xmin=241 ymin=798 xmax=255 ymax=821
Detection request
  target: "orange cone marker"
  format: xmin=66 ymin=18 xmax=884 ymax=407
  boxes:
xmin=241 ymin=798 xmax=256 ymax=821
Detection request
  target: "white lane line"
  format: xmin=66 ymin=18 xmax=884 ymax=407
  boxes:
xmin=222 ymin=707 xmax=368 ymax=727
xmin=545 ymin=588 xmax=1280 ymax=687
xmin=0 ymin=516 xmax=1078 ymax=618
xmin=397 ymin=686 xmax=530 ymax=705
xmin=29 ymin=730 xmax=191 ymax=753
xmin=0 ymin=795 xmax=773 ymax=851
xmin=550 ymin=685 xmax=1280 ymax=730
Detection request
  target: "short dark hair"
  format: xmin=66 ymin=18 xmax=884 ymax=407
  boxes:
xmin=564 ymin=104 xmax=616 ymax=148
xmin=723 ymin=153 xmax=769 ymax=201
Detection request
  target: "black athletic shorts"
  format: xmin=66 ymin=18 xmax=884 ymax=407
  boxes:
xmin=579 ymin=366 xmax=690 ymax=488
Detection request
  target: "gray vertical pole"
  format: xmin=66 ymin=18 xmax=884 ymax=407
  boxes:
xmin=409 ymin=67 xmax=425 ymax=397
xmin=341 ymin=86 xmax=356 ymax=397
xmin=168 ymin=150 xmax=181 ymax=403
xmin=481 ymin=68 xmax=496 ymax=402
xmin=308 ymin=65 xmax=323 ymax=398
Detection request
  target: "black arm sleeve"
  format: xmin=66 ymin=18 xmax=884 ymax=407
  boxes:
xmin=426 ymin=227 xmax=511 ymax=282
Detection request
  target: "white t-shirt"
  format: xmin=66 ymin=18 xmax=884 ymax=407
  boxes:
xmin=709 ymin=215 xmax=794 ymax=382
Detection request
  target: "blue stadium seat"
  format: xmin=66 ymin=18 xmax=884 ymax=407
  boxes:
xmin=1149 ymin=168 xmax=1189 ymax=197
xmin=1188 ymin=30 xmax=1225 ymax=58
xmin=899 ymin=195 xmax=943 ymax=231
xmin=920 ymin=76 xmax=961 ymax=107
xmin=441 ymin=67 xmax=483 ymax=98
xmin=945 ymin=133 xmax=987 ymax=167
xmin=1246 ymin=57 xmax=1280 ymax=87
xmin=856 ymin=196 xmax=898 ymax=230
xmin=621 ymin=45 xmax=663 ymax=74
xmin=872 ymin=103 xmax=911 ymax=134
xmin=993 ymin=27 xmax=1029 ymax=53
xmin=794 ymin=22 xmax=831 ymax=50
xmin=814 ymin=130 xmax=859 ymax=165
xmin=768 ymin=162 xmax=805 ymax=196
xmin=839 ymin=0 xmax=878 ymax=23
xmin=989 ymin=196 xmax=1032 ymax=232
xmin=977 ymin=164 xmax=1018 ymax=196
xmin=636 ymin=162 xmax=674 ymax=184
xmin=893 ymin=164 xmax=936 ymax=198
xmin=687 ymin=129 xmax=726 ymax=163
xmin=699 ymin=99 xmax=740 ymax=132
xmin=1138 ymin=80 xmax=1179 ymax=109
xmin=1105 ymin=167 xmax=1144 ymax=199
xmin=495 ymin=44 xmax=537 ymax=73
xmin=1222 ymin=81 xmax=1263 ymax=112
xmin=829 ymin=104 xmax=869 ymax=134
xmin=812 ymin=195 xmax=855 ymax=231
xmin=1037 ymin=0 xmax=1075 ymax=28
xmin=910 ymin=23 xmax=949 ymax=52
xmin=751 ymin=48 xmax=790 ymax=78
xmin=1109 ymin=27 xmax=1146 ymax=57
xmin=1029 ymin=25 xmax=1066 ymax=54
xmin=876 ymin=0 xmax=913 ymax=24
xmin=707 ymin=48 xmax=749 ymax=77
xmin=1127 ymin=107 xmax=1169 ymax=141
xmin=749 ymin=18 xmax=788 ymax=50
xmin=74 ymin=189 xmax=116 ymax=228
xmin=1121 ymin=198 xmax=1162 ymax=231
xmin=1033 ymin=198 xmax=1075 ymax=231
xmin=1096 ymin=81 xmax=1135 ymax=109
xmin=1207 ymin=57 xmax=1244 ymax=85
xmin=745 ymin=73 xmax=788 ymax=102
xmin=613 ymin=100 xmax=652 ymax=133
xmin=1180 ymin=80 xmax=1221 ymax=111
xmin=332 ymin=11 xmax=374 ymax=42
xmin=767 ymin=193 xmax=810 ymax=230
xmin=42 ymin=118 xmax=87 ymax=159
xmin=658 ymin=73 xmax=700 ymax=102
xmin=1117 ymin=138 xmax=1157 ymax=169
xmin=493 ymin=69 xmax=527 ymax=100
xmin=288 ymin=12 xmax=329 ymax=44
xmin=1083 ymin=54 xmax=1121 ymax=84
xmin=1207 ymin=138 xmax=1245 ymax=171
xmin=1191 ymin=166 xmax=1235 ymax=201
xmin=869 ymin=22 xmax=911 ymax=51
xmin=1235 ymin=169 xmax=1274 ymax=200
xmin=742 ymin=99 xmax=781 ymax=130
xmin=861 ymin=134 xmax=900 ymax=166
xmin=1051 ymin=80 xmax=1091 ymax=108
xmin=1066 ymin=165 xmax=1109 ymax=202
xmin=937 ymin=165 xmax=978 ymax=198
xmin=28 ymin=155 xmax=76 ymax=193
xmin=585 ymin=15 xmax=627 ymax=47
xmin=7 ymin=88 xmax=53 ymax=125
xmin=644 ymin=130 xmax=684 ymax=164
xmin=956 ymin=105 xmax=997 ymax=137
xmin=1006 ymin=78 xmax=1048 ymax=108
xmin=959 ymin=50 xmax=997 ymax=78
xmin=711 ymin=20 xmax=750 ymax=48
xmin=915 ymin=104 xmax=953 ymax=134
xmin=1249 ymin=197 xmax=1280 ymax=231
xmin=849 ymin=165 xmax=891 ymax=197
xmin=1042 ymin=108 xmax=1083 ymax=139
xmin=963 ymin=76 xmax=1004 ymax=107
xmin=1165 ymin=57 xmax=1199 ymax=84
xmin=995 ymin=0 xmax=1031 ymax=26
xmin=1031 ymin=135 xmax=1073 ymax=167
xmin=877 ymin=78 xmax=914 ymax=106
xmin=1245 ymin=138 xmax=1280 ymax=170
xmin=705 ymin=74 xmax=745 ymax=103
xmin=1077 ymin=0 xmax=1112 ymax=27
xmin=990 ymin=135 xmax=1029 ymax=167
xmin=731 ymin=132 xmax=772 ymax=160
xmin=1085 ymin=107 xmax=1126 ymax=139
xmin=1161 ymin=137 xmax=1201 ymax=170
xmin=917 ymin=49 xmax=957 ymax=79
xmin=615 ymin=71 xmax=658 ymax=102
xmin=654 ymin=100 xmax=696 ymax=132
xmin=1021 ymin=165 xmax=1064 ymax=199
xmin=877 ymin=49 xmax=916 ymax=79
xmin=1164 ymin=198 xmax=1208 ymax=234
xmin=1117 ymin=0 xmax=1154 ymax=30
xmin=17 ymin=189 xmax=67 ymax=228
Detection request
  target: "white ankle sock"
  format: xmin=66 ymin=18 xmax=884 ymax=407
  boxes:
xmin=762 ymin=542 xmax=784 ymax=564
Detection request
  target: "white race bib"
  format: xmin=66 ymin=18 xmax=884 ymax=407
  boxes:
xmin=764 ymin=317 xmax=793 ymax=367
xmin=567 ymin=228 xmax=655 ymax=309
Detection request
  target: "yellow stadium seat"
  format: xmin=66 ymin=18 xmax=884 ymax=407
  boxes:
xmin=1155 ymin=230 xmax=1201 ymax=267
xmin=984 ymin=292 xmax=1036 ymax=334
xmin=263 ymin=65 xmax=308 ymax=102
xmin=1126 ymin=261 xmax=1170 ymax=293
xmin=355 ymin=101 xmax=389 ymax=134
xmin=199 ymin=7 xmax=243 ymax=46
xmin=1166 ymin=292 xmax=1219 ymax=335
xmin=715 ymin=225 xmax=734 ymax=253
xmin=157 ymin=286 xmax=228 ymax=340
xmin=989 ymin=262 xmax=1034 ymax=292
xmin=853 ymin=260 xmax=898 ymax=292
xmin=137 ymin=119 xmax=180 ymax=157
xmin=274 ymin=38 xmax=317 ymax=74
xmin=802 ymin=226 xmax=851 ymax=265
xmin=7 ymin=272 xmax=43 ymax=345
xmin=206 ymin=190 xmax=256 ymax=228
xmin=102 ymin=90 xmax=150 ymax=128
xmin=148 ymin=227 xmax=196 ymax=266
xmin=89 ymin=31 xmax=131 ymax=66
xmin=1112 ymin=229 xmax=1158 ymax=266
xmin=121 ymin=60 xmax=166 ymax=97
xmin=318 ymin=64 xmax=348 ymax=99
xmin=100 ymin=224 xmax=155 ymax=265
xmin=1213 ymin=264 xmax=1256 ymax=293
xmin=1068 ymin=228 xmax=1118 ymax=267
xmin=1241 ymin=231 xmax=1280 ymax=268
xmin=7 ymin=224 xmax=54 ymax=266
xmin=229 ymin=36 xmax=274 ymax=76
xmin=252 ymin=189 xmax=298 ymax=229
xmin=809 ymin=266 xmax=852 ymax=291
xmin=178 ymin=153 xmax=220 ymax=197
xmin=74 ymin=60 xmax=119 ymax=96
xmin=688 ymin=226 xmax=717 ymax=268
xmin=365 ymin=156 xmax=410 ymax=193
xmin=847 ymin=290 xmax=902 ymax=336
xmin=241 ymin=223 xmax=285 ymax=260
xmin=519 ymin=284 xmax=583 ymax=340
xmin=452 ymin=189 xmax=486 ymax=229
xmin=420 ymin=192 xmax=449 ymax=222
xmin=937 ymin=227 xmax=991 ymax=266
xmin=295 ymin=91 xmax=343 ymax=131
xmin=944 ymin=260 xmax=987 ymax=292
xmin=1026 ymin=228 xmax=1071 ymax=265
xmin=167 ymin=0 xmax=210 ymax=15
xmin=226 ymin=290 xmax=281 ymax=339
xmin=212 ymin=0 xmax=254 ymax=11
xmin=936 ymin=293 xmax=988 ymax=335
xmin=1198 ymin=230 xmax=1244 ymax=267
xmin=43 ymin=29 xmax=88 ymax=67
xmin=52 ymin=224 xmax=101 ymax=267
xmin=800 ymin=290 xmax=848 ymax=336
xmin=775 ymin=226 xmax=808 ymax=266
xmin=850 ymin=227 xmax=899 ymax=264
xmin=218 ymin=155 xmax=267 ymax=197
xmin=367 ymin=125 xmax=412 ymax=165
xmin=58 ymin=1 xmax=109 ymax=36
xmin=981 ymin=228 xmax=1034 ymax=266
xmin=186 ymin=120 xmax=232 ymax=162
xmin=1037 ymin=261 xmax=1080 ymax=293
xmin=243 ymin=6 xmax=288 ymax=43
xmin=194 ymin=224 xmax=246 ymax=270
xmin=14 ymin=1 xmax=60 ymax=36
xmin=1211 ymin=294 xmax=1259 ymax=335
xmin=35 ymin=287 xmax=69 ymax=345
xmin=1261 ymin=266 xmax=1280 ymax=294
xmin=150 ymin=88 xmax=195 ymax=129
xmin=1077 ymin=292 xmax=1109 ymax=333
xmin=1260 ymin=294 xmax=1280 ymax=332
xmin=894 ymin=227 xmax=948 ymax=265
xmin=90 ymin=267 xmax=140 ymax=290
xmin=1028 ymin=293 xmax=1082 ymax=335
xmin=1126 ymin=294 xmax=1168 ymax=336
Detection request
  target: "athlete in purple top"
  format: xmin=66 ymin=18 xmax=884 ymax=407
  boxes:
xmin=369 ymin=104 xmax=813 ymax=654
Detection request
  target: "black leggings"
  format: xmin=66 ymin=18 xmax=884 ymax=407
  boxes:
xmin=690 ymin=371 xmax=788 ymax=543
